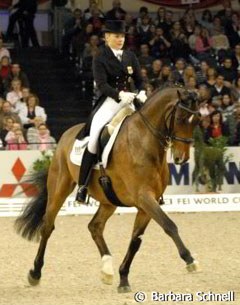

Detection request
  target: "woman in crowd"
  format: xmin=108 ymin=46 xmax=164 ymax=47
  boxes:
xmin=6 ymin=79 xmax=23 ymax=112
xmin=19 ymin=94 xmax=47 ymax=128
xmin=205 ymin=110 xmax=230 ymax=144
xmin=28 ymin=123 xmax=56 ymax=151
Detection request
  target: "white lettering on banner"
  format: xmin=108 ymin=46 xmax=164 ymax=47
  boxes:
xmin=1 ymin=194 xmax=240 ymax=217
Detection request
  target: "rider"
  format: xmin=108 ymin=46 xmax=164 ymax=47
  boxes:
xmin=75 ymin=19 xmax=147 ymax=204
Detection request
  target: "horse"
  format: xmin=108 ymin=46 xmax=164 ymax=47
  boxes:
xmin=15 ymin=87 xmax=200 ymax=293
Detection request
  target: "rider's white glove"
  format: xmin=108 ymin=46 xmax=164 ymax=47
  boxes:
xmin=136 ymin=90 xmax=147 ymax=103
xmin=119 ymin=91 xmax=136 ymax=104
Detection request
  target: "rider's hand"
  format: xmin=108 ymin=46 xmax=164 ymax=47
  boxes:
xmin=136 ymin=90 xmax=147 ymax=103
xmin=119 ymin=91 xmax=136 ymax=104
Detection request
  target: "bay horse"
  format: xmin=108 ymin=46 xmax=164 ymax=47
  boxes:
xmin=15 ymin=87 xmax=200 ymax=293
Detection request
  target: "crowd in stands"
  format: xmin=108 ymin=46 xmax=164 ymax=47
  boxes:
xmin=1 ymin=0 xmax=240 ymax=149
xmin=0 ymin=37 xmax=56 ymax=150
xmin=60 ymin=0 xmax=240 ymax=146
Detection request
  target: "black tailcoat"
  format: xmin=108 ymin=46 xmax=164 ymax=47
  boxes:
xmin=93 ymin=45 xmax=144 ymax=103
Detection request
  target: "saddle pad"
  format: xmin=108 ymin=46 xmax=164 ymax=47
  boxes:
xmin=70 ymin=118 xmax=126 ymax=169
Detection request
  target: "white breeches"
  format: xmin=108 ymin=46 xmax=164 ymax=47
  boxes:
xmin=88 ymin=97 xmax=128 ymax=154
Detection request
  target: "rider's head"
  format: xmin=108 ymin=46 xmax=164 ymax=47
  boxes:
xmin=104 ymin=20 xmax=126 ymax=50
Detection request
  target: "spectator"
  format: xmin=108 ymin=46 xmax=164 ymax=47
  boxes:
xmin=6 ymin=128 xmax=28 ymax=150
xmin=5 ymin=63 xmax=29 ymax=92
xmin=172 ymin=58 xmax=186 ymax=85
xmin=0 ymin=56 xmax=11 ymax=96
xmin=84 ymin=0 xmax=104 ymax=21
xmin=211 ymin=28 xmax=230 ymax=61
xmin=231 ymin=44 xmax=240 ymax=71
xmin=155 ymin=64 xmax=173 ymax=88
xmin=196 ymin=60 xmax=209 ymax=85
xmin=188 ymin=24 xmax=201 ymax=52
xmin=186 ymin=76 xmax=198 ymax=92
xmin=82 ymin=34 xmax=99 ymax=59
xmin=0 ymin=116 xmax=14 ymax=147
xmin=206 ymin=67 xmax=217 ymax=89
xmin=211 ymin=16 xmax=224 ymax=35
xmin=200 ymin=9 xmax=213 ymax=32
xmin=169 ymin=21 xmax=190 ymax=61
xmin=218 ymin=57 xmax=238 ymax=84
xmin=183 ymin=64 xmax=196 ymax=86
xmin=138 ymin=44 xmax=154 ymax=71
xmin=105 ymin=0 xmax=126 ymax=21
xmin=19 ymin=94 xmax=47 ymax=128
xmin=148 ymin=59 xmax=162 ymax=88
xmin=0 ymin=100 xmax=21 ymax=129
xmin=136 ymin=6 xmax=149 ymax=27
xmin=28 ymin=123 xmax=56 ymax=151
xmin=125 ymin=25 xmax=139 ymax=52
xmin=6 ymin=79 xmax=23 ymax=112
xmin=26 ymin=116 xmax=44 ymax=146
xmin=180 ymin=8 xmax=198 ymax=38
xmin=15 ymin=86 xmax=30 ymax=113
xmin=87 ymin=7 xmax=105 ymax=35
xmin=232 ymin=76 xmax=240 ymax=102
xmin=211 ymin=74 xmax=230 ymax=99
xmin=225 ymin=12 xmax=240 ymax=47
xmin=137 ymin=15 xmax=153 ymax=45
xmin=195 ymin=27 xmax=212 ymax=60
xmin=73 ymin=23 xmax=94 ymax=59
xmin=154 ymin=7 xmax=166 ymax=28
xmin=204 ymin=110 xmax=230 ymax=144
xmin=0 ymin=56 xmax=11 ymax=83
xmin=6 ymin=0 xmax=39 ymax=47
xmin=62 ymin=9 xmax=84 ymax=57
xmin=149 ymin=26 xmax=171 ymax=60
xmin=0 ymin=38 xmax=10 ymax=61
xmin=140 ymin=67 xmax=149 ymax=86
xmin=219 ymin=93 xmax=235 ymax=121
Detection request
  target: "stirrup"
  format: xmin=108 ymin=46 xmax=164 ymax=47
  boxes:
xmin=74 ymin=185 xmax=88 ymax=204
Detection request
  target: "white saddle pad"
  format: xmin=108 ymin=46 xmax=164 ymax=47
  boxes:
xmin=70 ymin=118 xmax=126 ymax=169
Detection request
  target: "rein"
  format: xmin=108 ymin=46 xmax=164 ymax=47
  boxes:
xmin=138 ymin=99 xmax=198 ymax=150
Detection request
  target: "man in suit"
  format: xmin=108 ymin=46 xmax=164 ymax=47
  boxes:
xmin=6 ymin=0 xmax=39 ymax=47
xmin=75 ymin=19 xmax=147 ymax=204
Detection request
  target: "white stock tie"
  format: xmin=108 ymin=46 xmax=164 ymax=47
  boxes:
xmin=116 ymin=52 xmax=122 ymax=62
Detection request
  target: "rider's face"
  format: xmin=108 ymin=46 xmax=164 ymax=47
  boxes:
xmin=105 ymin=33 xmax=125 ymax=50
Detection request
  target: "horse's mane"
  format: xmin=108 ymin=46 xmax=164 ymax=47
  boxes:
xmin=140 ymin=84 xmax=183 ymax=110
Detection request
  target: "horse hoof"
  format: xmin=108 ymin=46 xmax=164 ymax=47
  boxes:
xmin=186 ymin=260 xmax=200 ymax=273
xmin=118 ymin=285 xmax=132 ymax=293
xmin=101 ymin=271 xmax=113 ymax=285
xmin=28 ymin=270 xmax=41 ymax=286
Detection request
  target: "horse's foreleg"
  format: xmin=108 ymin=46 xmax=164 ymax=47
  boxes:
xmin=88 ymin=203 xmax=116 ymax=285
xmin=139 ymin=192 xmax=199 ymax=272
xmin=118 ymin=210 xmax=151 ymax=293
xmin=28 ymin=170 xmax=75 ymax=285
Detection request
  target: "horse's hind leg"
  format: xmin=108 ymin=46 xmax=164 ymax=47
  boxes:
xmin=139 ymin=192 xmax=199 ymax=272
xmin=28 ymin=164 xmax=75 ymax=285
xmin=88 ymin=203 xmax=116 ymax=285
xmin=118 ymin=210 xmax=151 ymax=293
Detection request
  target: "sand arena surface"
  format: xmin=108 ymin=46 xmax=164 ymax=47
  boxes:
xmin=0 ymin=212 xmax=240 ymax=305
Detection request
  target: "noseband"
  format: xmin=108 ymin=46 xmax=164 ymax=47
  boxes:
xmin=138 ymin=98 xmax=199 ymax=150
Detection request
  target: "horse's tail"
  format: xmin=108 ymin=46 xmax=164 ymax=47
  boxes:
xmin=14 ymin=168 xmax=49 ymax=241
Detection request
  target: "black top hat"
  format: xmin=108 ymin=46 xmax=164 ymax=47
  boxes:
xmin=104 ymin=20 xmax=126 ymax=34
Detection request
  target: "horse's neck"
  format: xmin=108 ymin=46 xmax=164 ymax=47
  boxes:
xmin=140 ymin=92 xmax=173 ymax=129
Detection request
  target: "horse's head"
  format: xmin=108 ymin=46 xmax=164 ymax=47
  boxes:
xmin=168 ymin=89 xmax=200 ymax=164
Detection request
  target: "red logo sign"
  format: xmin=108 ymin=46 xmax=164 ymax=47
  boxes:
xmin=0 ymin=158 xmax=37 ymax=197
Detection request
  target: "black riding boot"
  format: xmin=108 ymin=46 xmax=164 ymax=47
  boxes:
xmin=75 ymin=148 xmax=96 ymax=204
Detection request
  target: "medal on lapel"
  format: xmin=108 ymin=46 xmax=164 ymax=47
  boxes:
xmin=127 ymin=66 xmax=133 ymax=74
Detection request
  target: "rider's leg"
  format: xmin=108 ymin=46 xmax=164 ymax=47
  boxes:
xmin=75 ymin=97 xmax=124 ymax=204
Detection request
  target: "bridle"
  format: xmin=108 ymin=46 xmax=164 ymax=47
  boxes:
xmin=138 ymin=96 xmax=199 ymax=150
